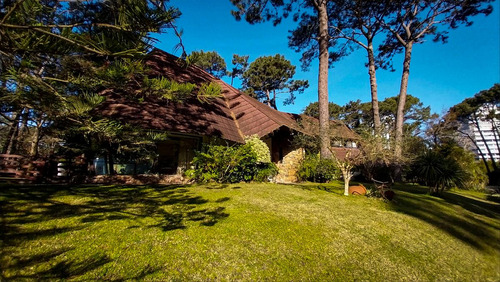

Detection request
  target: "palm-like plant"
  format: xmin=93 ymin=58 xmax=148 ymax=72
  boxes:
xmin=411 ymin=150 xmax=465 ymax=194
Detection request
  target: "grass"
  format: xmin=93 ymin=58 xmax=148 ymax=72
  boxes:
xmin=1 ymin=182 xmax=499 ymax=281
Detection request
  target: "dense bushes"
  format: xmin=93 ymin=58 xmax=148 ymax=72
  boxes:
xmin=186 ymin=139 xmax=277 ymax=183
xmin=245 ymin=135 xmax=271 ymax=163
xmin=410 ymin=150 xmax=464 ymax=194
xmin=297 ymin=154 xmax=340 ymax=183
xmin=409 ymin=144 xmax=488 ymax=193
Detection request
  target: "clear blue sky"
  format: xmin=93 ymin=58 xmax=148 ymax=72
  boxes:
xmin=155 ymin=0 xmax=500 ymax=115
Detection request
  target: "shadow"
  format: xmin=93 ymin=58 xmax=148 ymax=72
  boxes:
xmin=36 ymin=253 xmax=112 ymax=279
xmin=0 ymin=184 xmax=229 ymax=279
xmin=2 ymin=248 xmax=111 ymax=280
xmin=486 ymin=194 xmax=500 ymax=203
xmin=206 ymin=184 xmax=229 ymax=189
xmin=288 ymin=183 xmax=344 ymax=195
xmin=389 ymin=188 xmax=500 ymax=253
xmin=215 ymin=197 xmax=230 ymax=203
xmin=441 ymin=192 xmax=500 ymax=219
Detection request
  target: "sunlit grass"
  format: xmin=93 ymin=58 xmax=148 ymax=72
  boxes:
xmin=1 ymin=182 xmax=499 ymax=280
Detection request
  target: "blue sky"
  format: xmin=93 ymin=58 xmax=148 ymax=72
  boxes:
xmin=155 ymin=0 xmax=500 ymax=115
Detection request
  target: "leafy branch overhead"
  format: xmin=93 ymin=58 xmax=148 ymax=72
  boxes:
xmin=0 ymin=0 xmax=186 ymax=160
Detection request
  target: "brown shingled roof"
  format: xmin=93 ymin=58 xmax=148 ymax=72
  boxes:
xmin=98 ymin=49 xmax=358 ymax=143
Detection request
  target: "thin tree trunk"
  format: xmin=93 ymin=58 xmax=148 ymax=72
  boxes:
xmin=473 ymin=113 xmax=498 ymax=171
xmin=271 ymin=90 xmax=277 ymax=110
xmin=367 ymin=40 xmax=381 ymax=133
xmin=343 ymin=171 xmax=352 ymax=196
xmin=394 ymin=42 xmax=413 ymax=159
xmin=3 ymin=111 xmax=21 ymax=155
xmin=29 ymin=117 xmax=43 ymax=158
xmin=265 ymin=89 xmax=272 ymax=107
xmin=344 ymin=177 xmax=349 ymax=196
xmin=107 ymin=151 xmax=115 ymax=175
xmin=458 ymin=128 xmax=491 ymax=174
xmin=2 ymin=112 xmax=19 ymax=154
xmin=490 ymin=121 xmax=500 ymax=158
xmin=317 ymin=1 xmax=331 ymax=159
xmin=16 ymin=108 xmax=29 ymax=152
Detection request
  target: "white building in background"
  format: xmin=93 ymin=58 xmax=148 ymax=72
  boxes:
xmin=463 ymin=104 xmax=500 ymax=162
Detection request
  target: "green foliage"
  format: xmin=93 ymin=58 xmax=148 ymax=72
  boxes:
xmin=303 ymin=102 xmax=343 ymax=120
xmin=410 ymin=150 xmax=465 ymax=194
xmin=186 ymin=143 xmax=258 ymax=183
xmin=242 ymin=54 xmax=308 ymax=109
xmin=186 ymin=141 xmax=278 ymax=183
xmin=303 ymin=95 xmax=430 ymax=135
xmin=143 ymin=77 xmax=196 ymax=100
xmin=448 ymin=84 xmax=500 ymax=173
xmin=297 ymin=154 xmax=340 ymax=183
xmin=187 ymin=50 xmax=227 ymax=78
xmin=228 ymin=54 xmax=249 ymax=85
xmin=0 ymin=0 xmax=183 ymax=158
xmin=439 ymin=143 xmax=488 ymax=190
xmin=253 ymin=162 xmax=279 ymax=182
xmin=244 ymin=135 xmax=271 ymax=163
xmin=197 ymin=82 xmax=223 ymax=102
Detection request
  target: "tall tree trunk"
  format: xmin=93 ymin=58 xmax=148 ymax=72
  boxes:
xmin=16 ymin=108 xmax=29 ymax=152
xmin=265 ymin=89 xmax=272 ymax=107
xmin=271 ymin=90 xmax=277 ymax=110
xmin=473 ymin=113 xmax=498 ymax=171
xmin=317 ymin=1 xmax=331 ymax=159
xmin=394 ymin=42 xmax=413 ymax=159
xmin=107 ymin=151 xmax=115 ymax=175
xmin=29 ymin=117 xmax=43 ymax=158
xmin=367 ymin=40 xmax=381 ymax=133
xmin=2 ymin=111 xmax=20 ymax=154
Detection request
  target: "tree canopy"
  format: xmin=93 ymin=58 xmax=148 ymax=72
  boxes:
xmin=242 ymin=54 xmax=308 ymax=110
xmin=231 ymin=0 xmax=338 ymax=159
xmin=187 ymin=50 xmax=227 ymax=79
xmin=228 ymin=54 xmax=249 ymax=86
xmin=0 ymin=0 xmax=184 ymax=170
xmin=303 ymin=94 xmax=431 ymax=136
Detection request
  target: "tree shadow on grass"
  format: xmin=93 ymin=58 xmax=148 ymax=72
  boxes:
xmin=389 ymin=188 xmax=500 ymax=253
xmin=0 ymin=184 xmax=230 ymax=279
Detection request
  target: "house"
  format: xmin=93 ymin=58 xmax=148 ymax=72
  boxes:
xmin=97 ymin=49 xmax=359 ymax=182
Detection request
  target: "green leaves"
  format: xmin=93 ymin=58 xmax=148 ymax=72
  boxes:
xmin=241 ymin=54 xmax=308 ymax=109
xmin=142 ymin=76 xmax=196 ymax=100
xmin=197 ymin=82 xmax=222 ymax=102
xmin=186 ymin=50 xmax=227 ymax=78
xmin=187 ymin=143 xmax=259 ymax=183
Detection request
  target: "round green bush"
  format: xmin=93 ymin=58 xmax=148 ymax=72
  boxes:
xmin=245 ymin=135 xmax=271 ymax=163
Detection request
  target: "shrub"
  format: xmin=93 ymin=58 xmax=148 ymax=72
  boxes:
xmin=297 ymin=154 xmax=340 ymax=183
xmin=245 ymin=135 xmax=271 ymax=163
xmin=186 ymin=143 xmax=258 ymax=183
xmin=254 ymin=162 xmax=279 ymax=182
xmin=186 ymin=141 xmax=277 ymax=183
xmin=410 ymin=150 xmax=465 ymax=194
xmin=439 ymin=143 xmax=488 ymax=190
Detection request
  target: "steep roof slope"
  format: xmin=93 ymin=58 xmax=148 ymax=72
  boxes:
xmin=98 ymin=49 xmax=357 ymax=143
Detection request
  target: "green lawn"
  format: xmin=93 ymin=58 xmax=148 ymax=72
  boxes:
xmin=1 ymin=182 xmax=499 ymax=281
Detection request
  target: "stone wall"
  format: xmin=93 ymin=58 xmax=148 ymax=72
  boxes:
xmin=274 ymin=148 xmax=305 ymax=183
